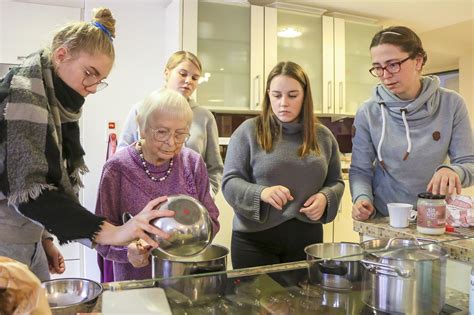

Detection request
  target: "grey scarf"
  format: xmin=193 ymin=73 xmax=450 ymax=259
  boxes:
xmin=0 ymin=50 xmax=88 ymax=205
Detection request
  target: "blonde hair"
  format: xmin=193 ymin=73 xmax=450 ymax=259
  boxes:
xmin=165 ymin=51 xmax=202 ymax=73
xmin=137 ymin=88 xmax=193 ymax=133
xmin=49 ymin=7 xmax=116 ymax=61
xmin=256 ymin=61 xmax=319 ymax=157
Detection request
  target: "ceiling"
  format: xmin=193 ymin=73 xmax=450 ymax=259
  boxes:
xmin=258 ymin=0 xmax=473 ymax=33
xmin=249 ymin=0 xmax=474 ymax=72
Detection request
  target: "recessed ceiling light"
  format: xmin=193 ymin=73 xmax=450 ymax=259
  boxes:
xmin=277 ymin=27 xmax=302 ymax=38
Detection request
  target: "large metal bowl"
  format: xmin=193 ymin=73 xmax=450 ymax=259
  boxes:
xmin=41 ymin=278 xmax=102 ymax=314
xmin=151 ymin=194 xmax=213 ymax=257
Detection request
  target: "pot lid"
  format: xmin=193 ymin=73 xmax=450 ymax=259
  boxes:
xmin=363 ymin=238 xmax=447 ymax=261
xmin=376 ymin=246 xmax=444 ymax=261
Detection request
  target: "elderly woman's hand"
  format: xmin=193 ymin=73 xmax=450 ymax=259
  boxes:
xmin=427 ymin=167 xmax=461 ymax=196
xmin=261 ymin=185 xmax=294 ymax=210
xmin=95 ymin=196 xmax=175 ymax=247
xmin=352 ymin=200 xmax=374 ymax=221
xmin=127 ymin=239 xmax=152 ymax=268
xmin=299 ymin=193 xmax=326 ymax=221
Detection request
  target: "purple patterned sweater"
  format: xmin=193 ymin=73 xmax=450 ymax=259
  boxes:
xmin=95 ymin=145 xmax=220 ymax=281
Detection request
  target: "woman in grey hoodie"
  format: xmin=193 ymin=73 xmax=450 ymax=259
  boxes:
xmin=350 ymin=26 xmax=474 ymax=221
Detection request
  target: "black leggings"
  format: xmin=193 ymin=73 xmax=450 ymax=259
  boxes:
xmin=231 ymin=219 xmax=323 ymax=269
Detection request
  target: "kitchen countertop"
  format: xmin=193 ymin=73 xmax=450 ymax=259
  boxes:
xmin=92 ymin=286 xmax=468 ymax=314
xmin=353 ymin=217 xmax=474 ymax=263
xmin=91 ymin=260 xmax=469 ymax=314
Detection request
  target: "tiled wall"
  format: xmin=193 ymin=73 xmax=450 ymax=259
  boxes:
xmin=213 ymin=113 xmax=354 ymax=160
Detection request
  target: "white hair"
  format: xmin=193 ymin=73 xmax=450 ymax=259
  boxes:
xmin=136 ymin=88 xmax=193 ymax=133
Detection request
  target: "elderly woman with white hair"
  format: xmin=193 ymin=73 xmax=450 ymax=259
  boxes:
xmin=95 ymin=88 xmax=220 ymax=281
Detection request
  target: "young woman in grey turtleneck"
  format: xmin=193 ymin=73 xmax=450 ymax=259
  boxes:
xmin=222 ymin=61 xmax=344 ymax=269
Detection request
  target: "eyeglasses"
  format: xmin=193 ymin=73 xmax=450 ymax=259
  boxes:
xmin=369 ymin=56 xmax=412 ymax=77
xmin=79 ymin=63 xmax=108 ymax=91
xmin=150 ymin=127 xmax=190 ymax=144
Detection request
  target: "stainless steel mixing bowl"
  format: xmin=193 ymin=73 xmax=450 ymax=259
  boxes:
xmin=41 ymin=278 xmax=102 ymax=314
xmin=150 ymin=194 xmax=213 ymax=257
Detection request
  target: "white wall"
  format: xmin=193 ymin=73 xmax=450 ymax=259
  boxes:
xmin=81 ymin=0 xmax=181 ymax=282
xmin=459 ymin=54 xmax=474 ymax=127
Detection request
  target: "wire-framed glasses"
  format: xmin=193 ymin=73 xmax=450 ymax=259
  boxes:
xmin=79 ymin=63 xmax=109 ymax=91
xmin=369 ymin=56 xmax=412 ymax=77
xmin=150 ymin=127 xmax=190 ymax=144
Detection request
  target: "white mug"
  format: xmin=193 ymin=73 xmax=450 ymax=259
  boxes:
xmin=387 ymin=203 xmax=417 ymax=228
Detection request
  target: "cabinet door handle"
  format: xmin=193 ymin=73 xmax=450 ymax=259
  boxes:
xmin=327 ymin=81 xmax=332 ymax=111
xmin=339 ymin=81 xmax=344 ymax=110
xmin=254 ymin=75 xmax=261 ymax=108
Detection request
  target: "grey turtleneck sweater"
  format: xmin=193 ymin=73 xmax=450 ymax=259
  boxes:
xmin=350 ymin=76 xmax=474 ymax=216
xmin=222 ymin=117 xmax=344 ymax=233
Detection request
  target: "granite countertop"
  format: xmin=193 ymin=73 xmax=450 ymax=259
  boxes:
xmin=353 ymin=217 xmax=474 ymax=263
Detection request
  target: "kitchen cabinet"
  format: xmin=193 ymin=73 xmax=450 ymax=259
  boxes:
xmin=265 ymin=8 xmax=380 ymax=115
xmin=325 ymin=13 xmax=381 ymax=115
xmin=264 ymin=5 xmax=325 ymax=113
xmin=212 ymin=191 xmax=234 ymax=269
xmin=183 ymin=0 xmax=262 ymax=112
xmin=324 ymin=179 xmax=359 ymax=243
xmin=333 ymin=179 xmax=359 ymax=242
xmin=182 ymin=1 xmax=379 ymax=115
xmin=0 ymin=1 xmax=82 ymax=64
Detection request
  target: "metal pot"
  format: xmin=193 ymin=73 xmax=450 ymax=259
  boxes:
xmin=305 ymin=242 xmax=364 ymax=290
xmin=360 ymin=238 xmax=447 ymax=314
xmin=152 ymin=244 xmax=228 ymax=304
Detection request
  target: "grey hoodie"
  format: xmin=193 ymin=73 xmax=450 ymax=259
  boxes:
xmin=350 ymin=76 xmax=474 ymax=216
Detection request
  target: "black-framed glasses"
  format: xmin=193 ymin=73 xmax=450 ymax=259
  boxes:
xmin=369 ymin=56 xmax=412 ymax=77
xmin=150 ymin=127 xmax=190 ymax=144
xmin=79 ymin=63 xmax=108 ymax=91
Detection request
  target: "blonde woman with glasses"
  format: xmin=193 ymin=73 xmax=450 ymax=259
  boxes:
xmin=350 ymin=26 xmax=474 ymax=221
xmin=95 ymin=88 xmax=220 ymax=281
xmin=0 ymin=8 xmax=168 ymax=282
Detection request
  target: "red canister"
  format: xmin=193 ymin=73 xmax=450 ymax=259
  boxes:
xmin=416 ymin=192 xmax=446 ymax=235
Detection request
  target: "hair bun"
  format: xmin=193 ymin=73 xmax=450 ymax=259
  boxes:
xmin=91 ymin=7 xmax=116 ymax=38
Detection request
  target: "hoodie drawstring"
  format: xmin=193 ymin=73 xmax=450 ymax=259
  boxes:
xmin=377 ymin=102 xmax=387 ymax=169
xmin=400 ymin=108 xmax=412 ymax=160
xmin=377 ymin=102 xmax=412 ymax=169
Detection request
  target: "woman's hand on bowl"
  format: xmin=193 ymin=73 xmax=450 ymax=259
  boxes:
xmin=127 ymin=239 xmax=152 ymax=268
xmin=125 ymin=196 xmax=175 ymax=247
xmin=95 ymin=196 xmax=174 ymax=247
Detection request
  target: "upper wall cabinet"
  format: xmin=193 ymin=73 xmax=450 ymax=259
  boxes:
xmin=183 ymin=0 xmax=262 ymax=112
xmin=264 ymin=5 xmax=325 ymax=114
xmin=182 ymin=1 xmax=380 ymax=115
xmin=0 ymin=1 xmax=82 ymax=64
xmin=265 ymin=7 xmax=380 ymax=115
xmin=324 ymin=13 xmax=381 ymax=115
